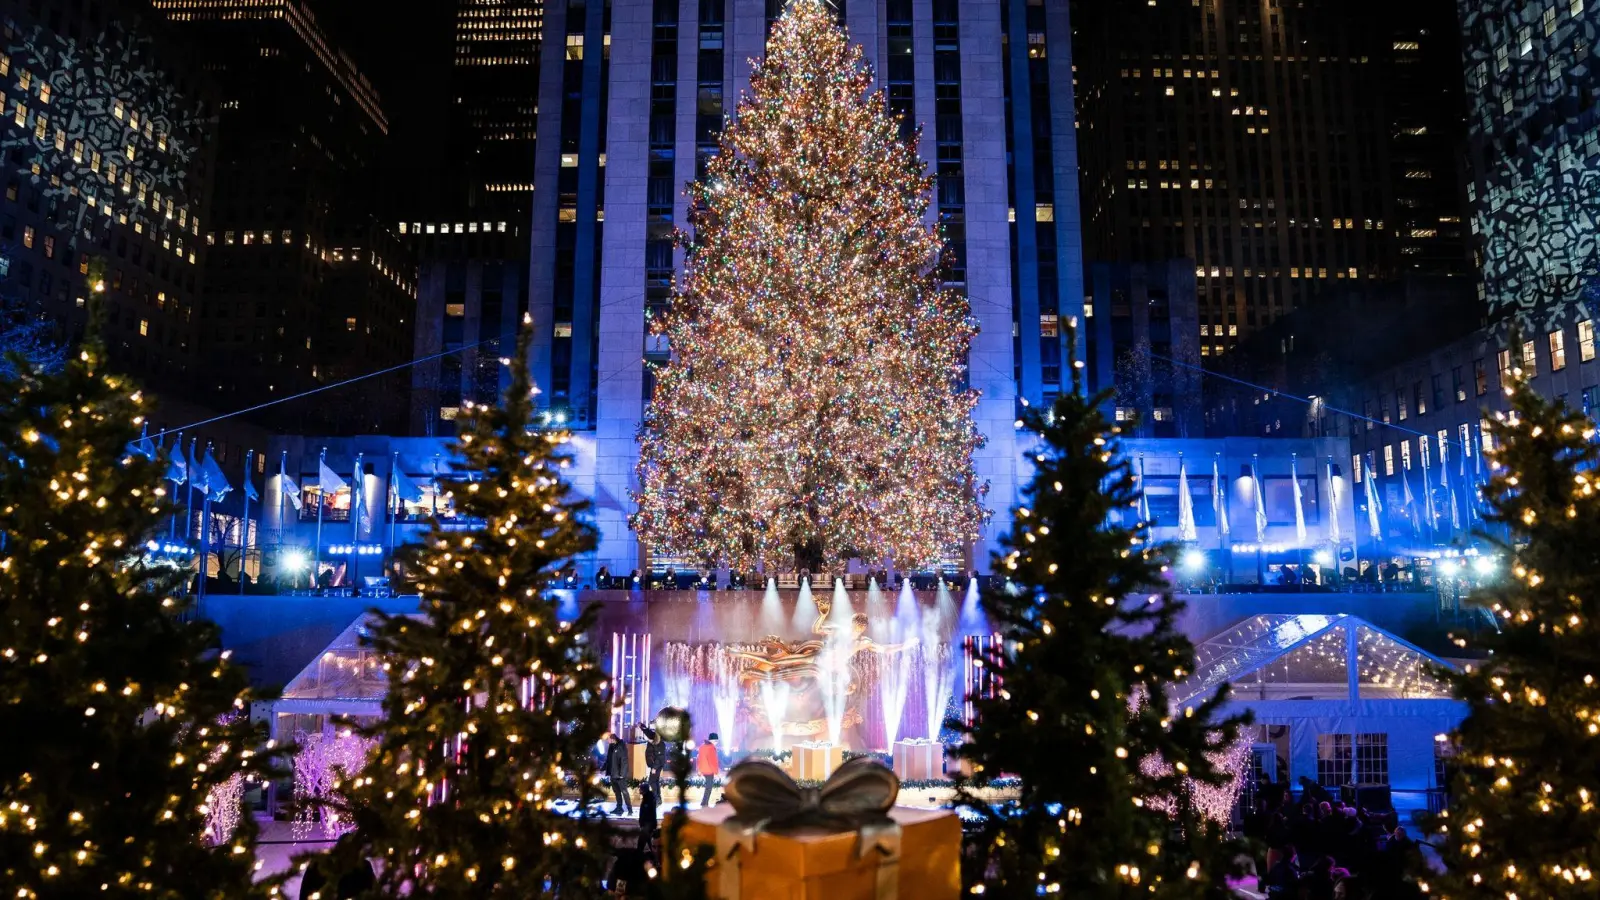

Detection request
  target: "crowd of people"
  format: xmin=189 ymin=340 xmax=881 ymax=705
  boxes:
xmin=1241 ymin=781 xmax=1424 ymax=900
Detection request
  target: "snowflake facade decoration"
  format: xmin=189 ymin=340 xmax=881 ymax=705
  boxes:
xmin=0 ymin=19 xmax=205 ymax=247
xmin=1461 ymin=1 xmax=1600 ymax=335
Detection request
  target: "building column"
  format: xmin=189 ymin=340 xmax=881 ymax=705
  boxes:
xmin=591 ymin=0 xmax=655 ymax=577
xmin=960 ymin=0 xmax=1018 ymax=572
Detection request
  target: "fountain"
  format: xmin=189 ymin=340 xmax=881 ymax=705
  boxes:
xmin=919 ymin=606 xmax=957 ymax=741
xmin=661 ymin=642 xmax=694 ymax=710
xmin=829 ymin=577 xmax=855 ymax=625
xmin=709 ymin=647 xmax=743 ymax=751
xmin=759 ymin=577 xmax=785 ymax=633
xmin=759 ymin=681 xmax=792 ymax=753
xmin=877 ymin=614 xmax=915 ymax=747
xmin=792 ymin=578 xmax=818 ymax=634
xmin=960 ymin=576 xmax=984 ymax=632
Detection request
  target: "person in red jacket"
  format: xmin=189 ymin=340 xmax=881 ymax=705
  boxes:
xmin=695 ymin=732 xmax=722 ymax=807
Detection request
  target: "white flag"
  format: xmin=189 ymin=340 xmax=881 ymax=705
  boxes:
xmin=279 ymin=452 xmax=302 ymax=512
xmin=1326 ymin=459 xmax=1342 ymax=546
xmin=1290 ymin=456 xmax=1307 ymax=545
xmin=1212 ymin=457 xmax=1230 ymax=539
xmin=1177 ymin=458 xmax=1197 ymax=542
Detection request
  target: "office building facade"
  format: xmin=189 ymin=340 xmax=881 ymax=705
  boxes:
xmin=1084 ymin=260 xmax=1203 ymax=438
xmin=1461 ymin=0 xmax=1600 ymax=331
xmin=1073 ymin=0 xmax=1471 ymax=351
xmin=151 ymin=0 xmax=417 ymax=434
xmin=0 ymin=0 xmax=214 ymax=393
xmin=452 ymin=0 xmax=541 ymax=221
xmin=525 ymin=0 xmax=1084 ymax=574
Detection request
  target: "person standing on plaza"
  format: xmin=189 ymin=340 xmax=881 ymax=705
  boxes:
xmin=695 ymin=732 xmax=722 ymax=807
xmin=603 ymin=731 xmax=633 ymax=815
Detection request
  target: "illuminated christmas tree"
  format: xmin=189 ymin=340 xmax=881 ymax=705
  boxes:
xmin=954 ymin=391 xmax=1247 ymax=898
xmin=317 ymin=320 xmax=613 ymax=894
xmin=0 ymin=334 xmax=280 ymax=896
xmin=1421 ymin=373 xmax=1600 ymax=898
xmin=633 ymin=0 xmax=986 ymax=574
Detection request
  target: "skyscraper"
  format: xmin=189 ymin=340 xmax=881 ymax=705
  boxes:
xmin=525 ymin=0 xmax=1082 ymax=574
xmin=1072 ymin=0 xmax=1469 ymax=354
xmin=0 ymin=0 xmax=214 ymax=394
xmin=1461 ymin=0 xmax=1600 ymax=331
xmin=150 ymin=0 xmax=417 ymax=433
xmin=452 ymin=0 xmax=541 ymax=221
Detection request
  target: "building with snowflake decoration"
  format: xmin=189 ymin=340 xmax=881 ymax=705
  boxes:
xmin=1463 ymin=0 xmax=1600 ymax=333
xmin=0 ymin=0 xmax=216 ymax=394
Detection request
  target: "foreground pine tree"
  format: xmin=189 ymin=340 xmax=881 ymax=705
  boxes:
xmin=0 ymin=338 xmax=279 ymax=897
xmin=1422 ymin=376 xmax=1600 ymax=898
xmin=321 ymin=320 xmax=611 ymax=896
xmin=633 ymin=0 xmax=986 ymax=574
xmin=954 ymin=391 xmax=1246 ymax=899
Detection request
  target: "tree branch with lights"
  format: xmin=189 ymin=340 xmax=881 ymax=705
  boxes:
xmin=311 ymin=320 xmax=614 ymax=896
xmin=1420 ymin=366 xmax=1600 ymax=898
xmin=0 ymin=327 xmax=283 ymax=897
xmin=952 ymin=389 xmax=1249 ymax=898
xmin=632 ymin=0 xmax=987 ymax=575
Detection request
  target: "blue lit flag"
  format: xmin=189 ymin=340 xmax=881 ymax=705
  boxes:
xmin=1176 ymin=457 xmax=1197 ymax=542
xmin=243 ymin=451 xmax=260 ymax=503
xmin=318 ymin=457 xmax=347 ymax=494
xmin=199 ymin=446 xmax=232 ymax=501
xmin=166 ymin=435 xmax=188 ymax=485
xmin=279 ymin=452 xmax=302 ymax=511
xmin=1364 ymin=451 xmax=1382 ymax=539
xmin=1212 ymin=456 xmax=1229 ymax=539
xmin=125 ymin=423 xmax=156 ymax=460
xmin=1290 ymin=455 xmax=1307 ymax=545
xmin=1251 ymin=457 xmax=1267 ymax=541
xmin=390 ymin=465 xmax=425 ymax=504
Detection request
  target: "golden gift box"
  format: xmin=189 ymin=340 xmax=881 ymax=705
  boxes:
xmin=891 ymin=740 xmax=943 ymax=782
xmin=791 ymin=741 xmax=844 ymax=781
xmin=676 ymin=802 xmax=961 ymax=900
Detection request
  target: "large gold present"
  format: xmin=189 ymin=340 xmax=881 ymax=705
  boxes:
xmin=791 ymin=741 xmax=844 ymax=781
xmin=671 ymin=757 xmax=961 ymax=900
xmin=891 ymin=739 xmax=942 ymax=782
xmin=630 ymin=741 xmax=648 ymax=780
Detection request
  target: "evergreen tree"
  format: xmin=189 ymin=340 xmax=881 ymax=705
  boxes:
xmin=954 ymin=391 xmax=1246 ymax=899
xmin=1422 ymin=374 xmax=1600 ymax=898
xmin=633 ymin=0 xmax=986 ymax=574
xmin=323 ymin=320 xmax=612 ymax=897
xmin=0 ymin=334 xmax=280 ymax=897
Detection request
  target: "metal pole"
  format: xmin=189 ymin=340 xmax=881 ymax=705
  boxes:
xmin=239 ymin=450 xmax=252 ymax=595
xmin=315 ymin=447 xmax=326 ymax=591
xmin=386 ymin=451 xmax=398 ymax=576
xmin=349 ymin=453 xmax=363 ymax=589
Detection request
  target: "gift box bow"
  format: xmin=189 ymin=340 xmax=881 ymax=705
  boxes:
xmin=714 ymin=755 xmax=904 ymax=899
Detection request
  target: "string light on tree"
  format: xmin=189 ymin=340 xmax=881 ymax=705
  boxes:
xmin=307 ymin=318 xmax=614 ymax=895
xmin=1420 ymin=362 xmax=1600 ymax=900
xmin=951 ymin=389 xmax=1248 ymax=897
xmin=0 ymin=314 xmax=284 ymax=898
xmin=633 ymin=0 xmax=987 ymax=575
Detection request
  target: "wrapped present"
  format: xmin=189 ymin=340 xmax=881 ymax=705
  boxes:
xmin=891 ymin=740 xmax=942 ymax=782
xmin=673 ymin=757 xmax=961 ymax=900
xmin=792 ymin=741 xmax=844 ymax=781
xmin=630 ymin=741 xmax=648 ymax=780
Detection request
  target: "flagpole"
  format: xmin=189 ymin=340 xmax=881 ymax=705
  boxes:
xmin=167 ymin=431 xmax=181 ymax=541
xmin=315 ymin=447 xmax=326 ymax=591
xmin=199 ymin=490 xmax=211 ymax=613
xmin=387 ymin=451 xmax=398 ymax=577
xmin=183 ymin=437 xmax=195 ymax=546
xmin=240 ymin=450 xmax=252 ymax=595
xmin=350 ymin=452 xmax=363 ymax=589
xmin=185 ymin=438 xmax=197 ymax=594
